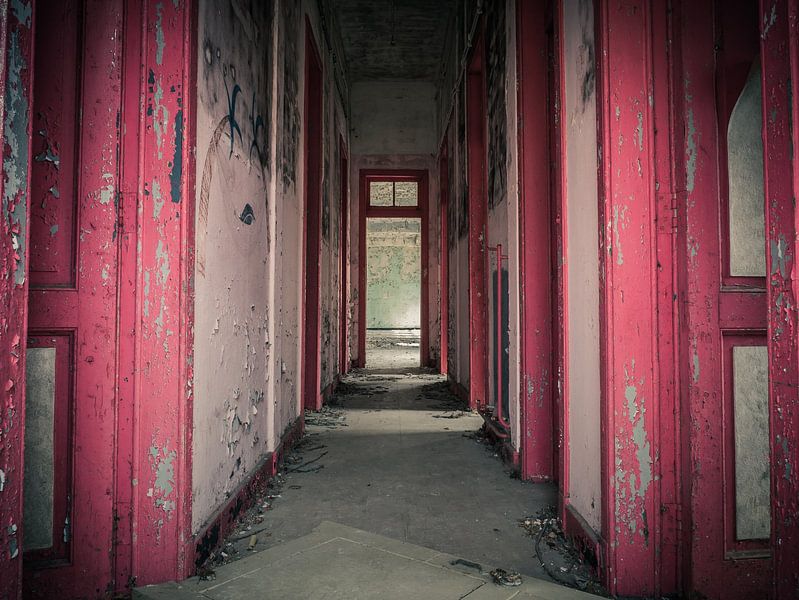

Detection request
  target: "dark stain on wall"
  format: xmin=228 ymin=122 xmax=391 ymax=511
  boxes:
xmin=280 ymin=0 xmax=300 ymax=191
xmin=447 ymin=135 xmax=457 ymax=250
xmin=485 ymin=0 xmax=507 ymax=210
xmin=578 ymin=0 xmax=595 ymax=111
xmin=457 ymin=85 xmax=469 ymax=240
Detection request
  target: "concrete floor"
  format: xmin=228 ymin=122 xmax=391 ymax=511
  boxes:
xmin=365 ymin=329 xmax=420 ymax=369
xmin=136 ymin=368 xmax=603 ymax=598
xmin=135 ymin=521 xmax=601 ymax=600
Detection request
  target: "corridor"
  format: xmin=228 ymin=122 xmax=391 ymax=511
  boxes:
xmin=136 ymin=370 xmax=601 ymax=599
xmin=0 ymin=0 xmax=798 ymax=599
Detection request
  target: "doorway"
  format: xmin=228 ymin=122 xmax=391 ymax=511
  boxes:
xmin=357 ymin=171 xmax=429 ymax=370
xmin=23 ymin=0 xmax=125 ymax=596
xmin=365 ymin=216 xmax=422 ymax=369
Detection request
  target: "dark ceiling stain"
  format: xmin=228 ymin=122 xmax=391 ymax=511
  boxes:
xmin=330 ymin=0 xmax=456 ymax=81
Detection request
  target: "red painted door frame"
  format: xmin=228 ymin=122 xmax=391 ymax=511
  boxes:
xmin=760 ymin=2 xmax=799 ymax=597
xmin=301 ymin=21 xmax=323 ymax=411
xmin=339 ymin=137 xmax=349 ymax=375
xmin=357 ymin=170 xmax=430 ymax=369
xmin=132 ymin=0 xmax=196 ymax=585
xmin=439 ymin=141 xmax=449 ymax=375
xmin=466 ymin=27 xmax=488 ymax=411
xmin=0 ymin=4 xmax=35 ymax=599
xmin=676 ymin=1 xmax=772 ymax=597
xmin=23 ymin=1 xmax=125 ymax=595
xmin=516 ymin=0 xmax=554 ymax=482
xmin=595 ymin=0 xmax=670 ymax=596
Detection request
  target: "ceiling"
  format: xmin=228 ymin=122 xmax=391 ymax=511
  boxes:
xmin=331 ymin=0 xmax=456 ymax=82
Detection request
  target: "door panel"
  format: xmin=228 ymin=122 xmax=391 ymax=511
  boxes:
xmin=684 ymin=0 xmax=773 ymax=595
xmin=24 ymin=0 xmax=122 ymax=595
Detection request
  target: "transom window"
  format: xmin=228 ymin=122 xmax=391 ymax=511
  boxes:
xmin=369 ymin=181 xmax=418 ymax=207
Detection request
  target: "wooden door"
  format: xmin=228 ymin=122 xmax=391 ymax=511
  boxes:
xmin=24 ymin=0 xmax=122 ymax=596
xmin=683 ymin=1 xmax=773 ymax=596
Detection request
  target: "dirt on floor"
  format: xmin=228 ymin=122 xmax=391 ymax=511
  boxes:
xmin=197 ymin=369 xmax=605 ymax=597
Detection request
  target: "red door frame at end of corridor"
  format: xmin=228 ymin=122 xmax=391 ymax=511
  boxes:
xmin=301 ymin=19 xmax=324 ymax=411
xmin=357 ymin=170 xmax=430 ymax=369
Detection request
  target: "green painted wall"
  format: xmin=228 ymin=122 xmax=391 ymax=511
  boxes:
xmin=366 ymin=218 xmax=421 ymax=328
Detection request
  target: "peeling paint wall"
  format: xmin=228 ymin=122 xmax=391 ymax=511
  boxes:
xmin=192 ymin=0 xmax=275 ymax=535
xmin=563 ymin=0 xmax=601 ymax=533
xmin=0 ymin=3 xmax=33 ymax=597
xmin=436 ymin=0 xmax=521 ymax=445
xmin=192 ymin=0 xmax=348 ymax=533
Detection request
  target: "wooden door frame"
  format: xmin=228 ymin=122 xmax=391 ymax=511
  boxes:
xmin=760 ymin=1 xmax=799 ymax=597
xmin=675 ymin=1 xmax=773 ymax=597
xmin=357 ymin=169 xmax=430 ymax=369
xmin=301 ymin=19 xmax=324 ymax=411
xmin=516 ymin=0 xmax=555 ymax=482
xmin=439 ymin=141 xmax=449 ymax=375
xmin=466 ymin=25 xmax=488 ymax=411
xmin=339 ymin=136 xmax=349 ymax=375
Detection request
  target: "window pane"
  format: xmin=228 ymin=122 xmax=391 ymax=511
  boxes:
xmin=728 ymin=60 xmax=766 ymax=277
xmin=733 ymin=345 xmax=771 ymax=540
xmin=24 ymin=347 xmax=56 ymax=550
xmin=369 ymin=181 xmax=393 ymax=206
xmin=394 ymin=182 xmax=418 ymax=206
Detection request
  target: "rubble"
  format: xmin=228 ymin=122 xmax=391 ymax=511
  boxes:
xmin=519 ymin=506 xmax=608 ymax=597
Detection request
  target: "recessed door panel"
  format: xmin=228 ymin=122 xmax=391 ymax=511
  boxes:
xmin=24 ymin=0 xmax=122 ymax=596
xmin=684 ymin=0 xmax=773 ymax=595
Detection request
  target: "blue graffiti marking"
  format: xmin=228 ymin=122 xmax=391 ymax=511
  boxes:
xmin=239 ymin=203 xmax=255 ymax=225
xmin=224 ymin=79 xmax=243 ymax=158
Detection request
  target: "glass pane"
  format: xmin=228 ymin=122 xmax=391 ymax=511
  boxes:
xmin=728 ymin=60 xmax=766 ymax=277
xmin=369 ymin=181 xmax=393 ymax=206
xmin=394 ymin=182 xmax=418 ymax=206
xmin=24 ymin=347 xmax=56 ymax=550
xmin=733 ymin=345 xmax=771 ymax=540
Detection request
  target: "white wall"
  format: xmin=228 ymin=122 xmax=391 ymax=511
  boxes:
xmin=192 ymin=0 xmax=348 ymax=533
xmin=563 ymin=0 xmax=602 ymax=533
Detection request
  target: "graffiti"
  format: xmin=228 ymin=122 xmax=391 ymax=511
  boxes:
xmin=280 ymin=0 xmax=300 ymax=190
xmin=249 ymin=91 xmax=266 ymax=166
xmin=457 ymin=86 xmax=469 ymax=240
xmin=224 ymin=78 xmax=243 ymax=158
xmin=239 ymin=203 xmax=255 ymax=225
xmin=197 ymin=116 xmax=229 ymax=277
xmin=486 ymin=0 xmax=507 ymax=209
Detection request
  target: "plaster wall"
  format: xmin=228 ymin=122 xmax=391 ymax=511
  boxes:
xmin=563 ymin=0 xmax=602 ymax=533
xmin=192 ymin=0 xmax=348 ymax=533
xmin=436 ymin=0 xmax=519 ymax=436
xmin=192 ymin=0 xmax=275 ymax=533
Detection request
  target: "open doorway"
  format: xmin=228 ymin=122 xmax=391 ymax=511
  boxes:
xmin=365 ymin=216 xmax=422 ymax=369
xmin=358 ymin=171 xmax=429 ymax=370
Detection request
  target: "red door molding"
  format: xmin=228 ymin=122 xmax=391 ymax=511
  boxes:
xmin=357 ymin=170 xmax=430 ymax=369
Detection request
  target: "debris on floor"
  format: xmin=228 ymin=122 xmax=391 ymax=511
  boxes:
xmin=519 ymin=506 xmax=608 ymax=597
xmin=305 ymin=405 xmax=348 ymax=428
xmin=490 ymin=568 xmax=523 ymax=587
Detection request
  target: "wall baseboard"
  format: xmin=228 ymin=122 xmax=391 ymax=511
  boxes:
xmin=187 ymin=415 xmax=305 ymax=576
